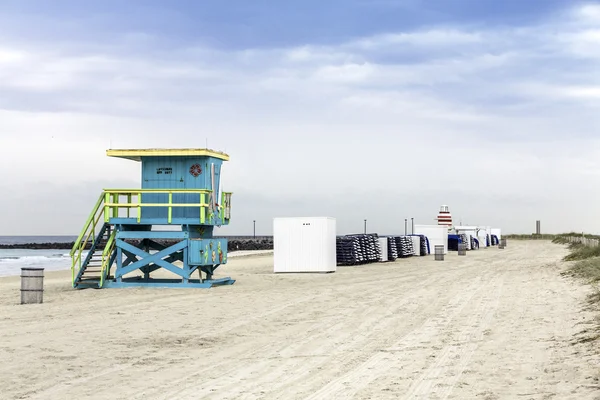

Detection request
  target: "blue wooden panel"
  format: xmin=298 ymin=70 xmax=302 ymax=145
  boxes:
xmin=141 ymin=156 xmax=185 ymax=220
xmin=188 ymin=238 xmax=228 ymax=265
xmin=103 ymin=277 xmax=235 ymax=288
xmin=139 ymin=156 xmax=224 ymax=223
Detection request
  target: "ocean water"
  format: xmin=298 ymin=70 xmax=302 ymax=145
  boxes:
xmin=0 ymin=236 xmax=78 ymax=277
xmin=0 ymin=249 xmax=78 ymax=277
xmin=0 ymin=236 xmax=271 ymax=277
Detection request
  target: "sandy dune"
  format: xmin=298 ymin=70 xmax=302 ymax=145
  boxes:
xmin=0 ymin=241 xmax=598 ymax=399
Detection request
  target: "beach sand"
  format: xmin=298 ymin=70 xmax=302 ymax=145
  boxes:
xmin=0 ymin=241 xmax=598 ymax=399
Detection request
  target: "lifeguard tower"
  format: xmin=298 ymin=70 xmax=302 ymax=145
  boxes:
xmin=70 ymin=148 xmax=234 ymax=289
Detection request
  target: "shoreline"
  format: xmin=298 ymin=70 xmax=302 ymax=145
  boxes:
xmin=0 ymin=249 xmax=274 ymax=277
xmin=0 ymin=237 xmax=274 ymax=251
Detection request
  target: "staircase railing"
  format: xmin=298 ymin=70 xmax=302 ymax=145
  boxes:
xmin=103 ymin=189 xmax=212 ymax=224
xmin=99 ymin=229 xmax=117 ymax=288
xmin=70 ymin=193 xmax=105 ymax=287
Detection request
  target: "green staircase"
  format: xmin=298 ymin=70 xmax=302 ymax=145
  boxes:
xmin=71 ymin=193 xmax=116 ymax=289
xmin=74 ymin=224 xmax=114 ymax=288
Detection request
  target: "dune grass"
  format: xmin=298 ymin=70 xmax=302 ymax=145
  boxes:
xmin=559 ymin=240 xmax=600 ymax=344
xmin=505 ymin=232 xmax=600 ymax=242
xmin=552 ymin=236 xmax=569 ymax=244
xmin=564 ymin=245 xmax=600 ymax=262
xmin=505 ymin=234 xmax=558 ymax=240
xmin=565 ymin=240 xmax=600 ymax=282
xmin=568 ymin=257 xmax=600 ymax=283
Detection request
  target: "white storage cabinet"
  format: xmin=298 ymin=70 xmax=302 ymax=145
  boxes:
xmin=478 ymin=228 xmax=489 ymax=248
xmin=273 ymin=217 xmax=337 ymax=273
xmin=410 ymin=236 xmax=422 ymax=256
xmin=490 ymin=228 xmax=502 ymax=241
xmin=378 ymin=237 xmax=389 ymax=262
xmin=414 ymin=225 xmax=448 ymax=255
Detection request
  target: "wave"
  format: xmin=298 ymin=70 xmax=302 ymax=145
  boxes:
xmin=0 ymin=251 xmax=81 ymax=277
xmin=50 ymin=253 xmax=70 ymax=258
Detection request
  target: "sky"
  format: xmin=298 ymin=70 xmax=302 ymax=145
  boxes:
xmin=1 ymin=0 xmax=600 ymax=236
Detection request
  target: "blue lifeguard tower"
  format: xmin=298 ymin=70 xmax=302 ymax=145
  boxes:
xmin=70 ymin=148 xmax=234 ymax=289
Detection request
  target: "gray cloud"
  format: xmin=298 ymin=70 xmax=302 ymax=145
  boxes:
xmin=1 ymin=4 xmax=600 ymax=235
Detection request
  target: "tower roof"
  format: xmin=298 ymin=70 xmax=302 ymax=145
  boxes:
xmin=106 ymin=148 xmax=230 ymax=162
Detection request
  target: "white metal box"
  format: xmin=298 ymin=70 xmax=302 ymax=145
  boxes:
xmin=478 ymin=228 xmax=489 ymax=247
xmin=411 ymin=236 xmax=422 ymax=256
xmin=378 ymin=237 xmax=388 ymax=262
xmin=414 ymin=224 xmax=448 ymax=255
xmin=273 ymin=217 xmax=336 ymax=273
xmin=490 ymin=228 xmax=502 ymax=240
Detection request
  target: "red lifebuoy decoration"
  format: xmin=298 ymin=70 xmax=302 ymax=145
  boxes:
xmin=189 ymin=163 xmax=202 ymax=177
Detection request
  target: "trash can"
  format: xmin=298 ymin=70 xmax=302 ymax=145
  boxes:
xmin=434 ymin=245 xmax=444 ymax=261
xmin=458 ymin=243 xmax=467 ymax=256
xmin=21 ymin=267 xmax=44 ymax=304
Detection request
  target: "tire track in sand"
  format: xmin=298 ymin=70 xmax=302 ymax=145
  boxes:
xmin=301 ymin=269 xmax=497 ymax=400
xmin=401 ymin=271 xmax=504 ymax=399
xmin=145 ymin=271 xmax=455 ymax=400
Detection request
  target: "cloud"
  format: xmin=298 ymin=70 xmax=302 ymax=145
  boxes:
xmin=572 ymin=3 xmax=600 ymax=24
xmin=351 ymin=29 xmax=483 ymax=50
xmin=2 ymin=2 xmax=600 ymax=235
xmin=566 ymin=86 xmax=600 ymax=98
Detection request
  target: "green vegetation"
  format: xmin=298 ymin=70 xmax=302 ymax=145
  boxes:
xmin=558 ymin=238 xmax=600 ymax=344
xmin=564 ymin=245 xmax=600 ymax=261
xmin=504 ymin=232 xmax=600 ymax=242
xmin=563 ymin=239 xmax=600 ymax=281
xmin=504 ymin=234 xmax=558 ymax=240
xmin=557 ymin=232 xmax=600 ymax=240
xmin=567 ymin=257 xmax=600 ymax=283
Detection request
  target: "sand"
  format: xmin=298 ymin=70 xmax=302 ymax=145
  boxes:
xmin=0 ymin=241 xmax=598 ymax=399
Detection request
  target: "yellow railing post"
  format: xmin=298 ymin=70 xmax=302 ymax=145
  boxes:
xmin=168 ymin=191 xmax=173 ymax=224
xmin=104 ymin=192 xmax=110 ymax=223
xmin=220 ymin=191 xmax=223 ymax=221
xmin=112 ymin=193 xmax=118 ymax=218
xmin=200 ymin=193 xmax=206 ymax=224
xmin=127 ymin=194 xmax=132 ymax=218
xmin=137 ymin=192 xmax=142 ymax=223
